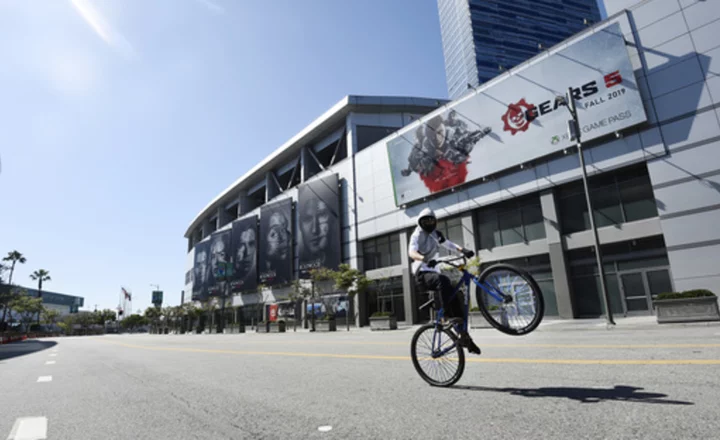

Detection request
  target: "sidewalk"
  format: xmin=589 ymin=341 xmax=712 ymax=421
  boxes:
xmin=535 ymin=315 xmax=720 ymax=332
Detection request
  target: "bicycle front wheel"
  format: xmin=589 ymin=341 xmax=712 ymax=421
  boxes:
xmin=476 ymin=264 xmax=544 ymax=336
xmin=411 ymin=324 xmax=465 ymax=387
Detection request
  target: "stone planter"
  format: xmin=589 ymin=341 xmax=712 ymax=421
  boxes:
xmin=315 ymin=320 xmax=337 ymax=332
xmin=469 ymin=311 xmax=492 ymax=329
xmin=269 ymin=321 xmax=287 ymax=333
xmin=655 ymin=296 xmax=720 ymax=323
xmin=370 ymin=316 xmax=397 ymax=331
xmin=256 ymin=322 xmax=270 ymax=333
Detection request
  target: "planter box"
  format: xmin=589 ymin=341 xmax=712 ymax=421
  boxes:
xmin=655 ymin=297 xmax=720 ymax=323
xmin=256 ymin=322 xmax=270 ymax=333
xmin=370 ymin=316 xmax=397 ymax=331
xmin=315 ymin=320 xmax=337 ymax=332
xmin=469 ymin=312 xmax=492 ymax=329
xmin=269 ymin=322 xmax=286 ymax=333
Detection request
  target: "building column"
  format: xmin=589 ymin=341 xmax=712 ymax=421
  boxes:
xmin=398 ymin=230 xmax=418 ymax=324
xmin=217 ymin=206 xmax=232 ymax=229
xmin=460 ymin=213 xmax=478 ymax=309
xmin=540 ymin=190 xmax=575 ymax=318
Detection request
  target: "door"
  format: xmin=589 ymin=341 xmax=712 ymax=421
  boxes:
xmin=618 ymin=269 xmax=673 ymax=316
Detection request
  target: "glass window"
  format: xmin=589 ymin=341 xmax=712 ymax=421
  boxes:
xmin=522 ymin=201 xmax=545 ymax=241
xmin=498 ymin=206 xmax=523 ymax=245
xmin=619 ymin=177 xmax=658 ymax=222
xmin=592 ymin=183 xmax=623 ymax=227
xmin=477 ymin=209 xmax=499 ymax=250
xmin=356 ymin=126 xmax=398 ymax=152
xmin=390 ymin=236 xmax=401 ymax=266
xmin=376 ymin=237 xmax=391 ymax=268
xmin=362 ymin=233 xmax=401 ymax=270
xmin=647 ymin=270 xmax=673 ymax=297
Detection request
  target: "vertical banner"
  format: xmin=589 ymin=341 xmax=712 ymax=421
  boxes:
xmin=192 ymin=240 xmax=210 ymax=301
xmin=207 ymin=230 xmax=231 ymax=296
xmin=298 ymin=173 xmax=341 ymax=277
xmin=230 ymin=216 xmax=258 ymax=293
xmin=259 ymin=198 xmax=293 ymax=286
xmin=268 ymin=304 xmax=278 ymax=322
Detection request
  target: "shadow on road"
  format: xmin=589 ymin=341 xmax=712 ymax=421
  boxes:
xmin=0 ymin=340 xmax=57 ymax=362
xmin=452 ymin=385 xmax=693 ymax=405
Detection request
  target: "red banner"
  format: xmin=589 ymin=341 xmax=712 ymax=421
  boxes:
xmin=269 ymin=304 xmax=278 ymax=322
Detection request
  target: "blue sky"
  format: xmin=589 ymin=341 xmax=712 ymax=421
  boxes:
xmin=0 ymin=0 xmax=606 ymax=313
xmin=0 ymin=0 xmax=447 ymax=313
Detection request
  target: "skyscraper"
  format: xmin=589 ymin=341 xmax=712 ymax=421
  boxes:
xmin=438 ymin=0 xmax=601 ymax=99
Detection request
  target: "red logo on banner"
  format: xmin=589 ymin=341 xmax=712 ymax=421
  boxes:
xmin=501 ymin=98 xmax=535 ymax=135
xmin=269 ymin=304 xmax=278 ymax=322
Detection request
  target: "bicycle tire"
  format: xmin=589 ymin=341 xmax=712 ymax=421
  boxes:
xmin=476 ymin=263 xmax=544 ymax=336
xmin=410 ymin=324 xmax=465 ymax=387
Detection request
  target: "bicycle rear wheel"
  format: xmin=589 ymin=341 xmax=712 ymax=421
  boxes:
xmin=476 ymin=264 xmax=544 ymax=336
xmin=411 ymin=324 xmax=465 ymax=387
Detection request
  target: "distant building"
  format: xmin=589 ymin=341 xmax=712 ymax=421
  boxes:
xmin=438 ymin=0 xmax=601 ymax=99
xmin=2 ymin=285 xmax=84 ymax=316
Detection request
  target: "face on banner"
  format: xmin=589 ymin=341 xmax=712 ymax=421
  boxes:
xmin=207 ymin=230 xmax=230 ymax=295
xmin=386 ymin=21 xmax=646 ymax=206
xmin=192 ymin=241 xmax=209 ymax=298
xmin=259 ymin=199 xmax=293 ymax=285
xmin=230 ymin=216 xmax=258 ymax=292
xmin=298 ymin=174 xmax=340 ymax=276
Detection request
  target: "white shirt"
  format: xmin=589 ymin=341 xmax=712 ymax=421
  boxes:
xmin=409 ymin=227 xmax=460 ymax=275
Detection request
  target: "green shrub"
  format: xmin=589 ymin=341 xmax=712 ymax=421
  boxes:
xmin=371 ymin=311 xmax=393 ymax=318
xmin=469 ymin=306 xmax=480 ymax=312
xmin=656 ymin=289 xmax=716 ymax=300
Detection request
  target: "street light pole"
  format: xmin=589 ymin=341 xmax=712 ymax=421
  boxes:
xmin=565 ymin=88 xmax=616 ymax=326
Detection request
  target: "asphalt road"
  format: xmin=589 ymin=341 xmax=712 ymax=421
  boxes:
xmin=2 ymin=320 xmax=720 ymax=440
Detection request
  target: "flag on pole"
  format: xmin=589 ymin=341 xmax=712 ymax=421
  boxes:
xmin=122 ymin=287 xmax=132 ymax=301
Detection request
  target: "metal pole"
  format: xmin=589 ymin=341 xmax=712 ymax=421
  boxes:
xmin=567 ymin=87 xmax=615 ymax=326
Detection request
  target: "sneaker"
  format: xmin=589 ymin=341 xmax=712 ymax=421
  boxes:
xmin=458 ymin=333 xmax=482 ymax=355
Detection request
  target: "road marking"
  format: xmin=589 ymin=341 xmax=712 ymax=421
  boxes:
xmin=318 ymin=426 xmax=332 ymax=432
xmin=45 ymin=361 xmax=55 ymax=365
xmin=36 ymin=376 xmax=52 ymax=383
xmin=233 ymin=340 xmax=720 ymax=349
xmin=7 ymin=417 xmax=47 ymax=440
xmin=100 ymin=341 xmax=720 ymax=365
xmin=49 ymin=354 xmax=57 ymax=357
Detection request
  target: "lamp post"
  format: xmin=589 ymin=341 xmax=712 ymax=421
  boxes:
xmin=562 ymin=88 xmax=616 ymax=326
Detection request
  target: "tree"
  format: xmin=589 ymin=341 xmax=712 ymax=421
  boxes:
xmin=182 ymin=303 xmax=201 ymax=333
xmin=121 ymin=314 xmax=148 ymax=332
xmin=29 ymin=269 xmax=51 ymax=325
xmin=98 ymin=309 xmax=117 ymax=324
xmin=8 ymin=293 xmax=44 ymax=334
xmin=0 ymin=286 xmax=21 ymax=332
xmin=3 ymin=250 xmax=26 ymax=286
xmin=290 ymin=279 xmax=313 ymax=332
xmin=1 ymin=251 xmax=26 ymax=327
xmin=43 ymin=308 xmax=61 ymax=326
xmin=144 ymin=307 xmax=161 ymax=333
xmin=330 ymin=264 xmax=370 ymax=331
xmin=200 ymin=299 xmax=218 ymax=333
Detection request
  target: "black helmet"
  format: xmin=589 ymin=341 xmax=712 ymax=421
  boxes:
xmin=417 ymin=207 xmax=437 ymax=233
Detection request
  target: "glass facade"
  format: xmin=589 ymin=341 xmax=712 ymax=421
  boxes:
xmin=476 ymin=195 xmax=545 ymax=249
xmin=362 ymin=233 xmax=402 ymax=271
xmin=558 ymin=165 xmax=658 ymax=234
xmin=438 ymin=0 xmax=601 ymax=99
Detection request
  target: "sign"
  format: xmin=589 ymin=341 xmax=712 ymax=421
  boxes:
xmin=152 ymin=290 xmax=163 ymax=306
xmin=259 ymin=198 xmax=293 ymax=286
xmin=192 ymin=240 xmax=210 ymax=301
xmin=268 ymin=304 xmax=278 ymax=322
xmin=298 ymin=174 xmax=341 ymax=277
xmin=386 ymin=22 xmax=647 ymax=206
xmin=207 ymin=230 xmax=231 ymax=297
xmin=230 ymin=216 xmax=258 ymax=293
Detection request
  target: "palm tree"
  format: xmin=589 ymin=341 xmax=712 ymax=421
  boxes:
xmin=3 ymin=250 xmax=27 ymax=286
xmin=1 ymin=251 xmax=27 ymax=328
xmin=29 ymin=269 xmax=51 ymax=325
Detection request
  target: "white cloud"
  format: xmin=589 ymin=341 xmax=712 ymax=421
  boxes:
xmin=193 ymin=0 xmax=225 ymax=14
xmin=70 ymin=0 xmax=134 ymax=58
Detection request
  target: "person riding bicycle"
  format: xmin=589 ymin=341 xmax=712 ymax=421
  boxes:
xmin=408 ymin=208 xmax=482 ymax=355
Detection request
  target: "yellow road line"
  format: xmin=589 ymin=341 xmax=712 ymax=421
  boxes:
xmin=230 ymin=340 xmax=720 ymax=349
xmin=101 ymin=341 xmax=720 ymax=365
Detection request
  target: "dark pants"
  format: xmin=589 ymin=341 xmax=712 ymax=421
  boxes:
xmin=417 ymin=271 xmax=464 ymax=320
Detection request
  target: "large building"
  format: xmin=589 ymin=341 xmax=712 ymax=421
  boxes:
xmin=438 ymin=0 xmax=601 ymax=99
xmin=186 ymin=0 xmax=720 ymax=328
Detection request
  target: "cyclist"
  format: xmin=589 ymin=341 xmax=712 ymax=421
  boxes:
xmin=408 ymin=207 xmax=482 ymax=355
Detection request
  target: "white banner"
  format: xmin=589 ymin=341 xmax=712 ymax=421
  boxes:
xmin=387 ymin=22 xmax=646 ymax=206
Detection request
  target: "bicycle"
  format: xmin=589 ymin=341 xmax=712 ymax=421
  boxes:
xmin=410 ymin=255 xmax=545 ymax=387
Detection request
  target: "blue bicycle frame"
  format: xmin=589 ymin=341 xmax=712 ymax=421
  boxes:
xmin=429 ymin=260 xmax=508 ymax=359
